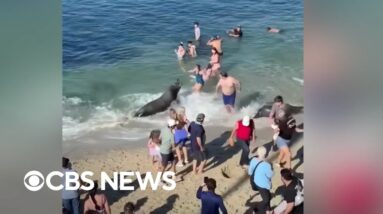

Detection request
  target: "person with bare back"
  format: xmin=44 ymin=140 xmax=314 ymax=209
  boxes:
xmin=215 ymin=71 xmax=240 ymax=113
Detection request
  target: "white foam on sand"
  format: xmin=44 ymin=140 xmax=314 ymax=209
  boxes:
xmin=63 ymin=90 xmax=265 ymax=142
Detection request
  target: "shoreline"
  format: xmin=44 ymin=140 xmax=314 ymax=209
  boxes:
xmin=66 ymin=114 xmax=303 ymax=213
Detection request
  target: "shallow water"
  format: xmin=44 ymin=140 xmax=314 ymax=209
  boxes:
xmin=63 ymin=0 xmax=303 ymax=141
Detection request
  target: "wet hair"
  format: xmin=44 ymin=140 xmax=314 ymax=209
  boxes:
xmin=149 ymin=129 xmax=161 ymax=140
xmin=188 ymin=41 xmax=193 ymax=44
xmin=274 ymin=95 xmax=284 ymax=103
xmin=88 ymin=181 xmax=101 ymax=211
xmin=62 ymin=157 xmax=70 ymax=168
xmin=281 ymin=169 xmax=294 ymax=181
xmin=206 ymin=178 xmax=217 ymax=191
xmin=267 ymin=27 xmax=271 ymax=31
xmin=220 ymin=71 xmax=228 ymax=78
xmin=196 ymin=64 xmax=201 ymax=71
xmin=124 ymin=202 xmax=135 ymax=214
xmin=194 ymin=22 xmax=199 ymax=26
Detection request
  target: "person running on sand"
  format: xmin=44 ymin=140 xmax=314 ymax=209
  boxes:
xmin=228 ymin=25 xmax=243 ymax=38
xmin=207 ymin=48 xmax=221 ymax=76
xmin=215 ymin=71 xmax=240 ymax=113
xmin=207 ymin=36 xmax=223 ymax=55
xmin=175 ymin=42 xmax=186 ymax=60
xmin=267 ymin=27 xmax=281 ymax=33
xmin=229 ymin=115 xmax=255 ymax=168
xmin=147 ymin=129 xmax=162 ymax=170
xmin=194 ymin=22 xmax=201 ymax=41
xmin=159 ymin=119 xmax=181 ymax=182
xmin=188 ymin=41 xmax=197 ymax=57
xmin=174 ymin=122 xmax=189 ymax=167
xmin=188 ymin=113 xmax=207 ymax=174
xmin=83 ymin=181 xmax=111 ymax=214
xmin=248 ymin=146 xmax=274 ymax=214
xmin=197 ymin=177 xmax=228 ymax=214
xmin=274 ymin=108 xmax=303 ymax=169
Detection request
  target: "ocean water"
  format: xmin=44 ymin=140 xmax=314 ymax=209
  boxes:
xmin=63 ymin=0 xmax=303 ymax=141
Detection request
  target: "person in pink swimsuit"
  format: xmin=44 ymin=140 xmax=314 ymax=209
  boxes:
xmin=207 ymin=48 xmax=221 ymax=76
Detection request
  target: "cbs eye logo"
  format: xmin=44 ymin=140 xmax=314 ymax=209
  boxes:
xmin=24 ymin=171 xmax=45 ymax=191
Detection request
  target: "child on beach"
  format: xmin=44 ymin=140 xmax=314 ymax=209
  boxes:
xmin=174 ymin=122 xmax=189 ymax=167
xmin=147 ymin=130 xmax=162 ymax=170
xmin=177 ymin=106 xmax=189 ymax=125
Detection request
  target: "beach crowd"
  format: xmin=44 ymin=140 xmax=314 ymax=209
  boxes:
xmin=62 ymin=22 xmax=302 ymax=214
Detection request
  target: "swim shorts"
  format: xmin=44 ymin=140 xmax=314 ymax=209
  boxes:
xmin=223 ymin=92 xmax=236 ymax=106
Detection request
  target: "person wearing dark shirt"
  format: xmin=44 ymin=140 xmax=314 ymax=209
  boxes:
xmin=188 ymin=113 xmax=207 ymax=174
xmin=274 ymin=108 xmax=303 ymax=169
xmin=196 ymin=177 xmax=227 ymax=214
xmin=228 ymin=25 xmax=243 ymax=38
xmin=274 ymin=169 xmax=304 ymax=214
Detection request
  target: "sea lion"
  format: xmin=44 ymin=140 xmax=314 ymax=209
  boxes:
xmin=134 ymin=80 xmax=181 ymax=117
xmin=253 ymin=103 xmax=303 ymax=118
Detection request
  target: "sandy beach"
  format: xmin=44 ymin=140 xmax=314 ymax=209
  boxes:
xmin=65 ymin=114 xmax=303 ymax=214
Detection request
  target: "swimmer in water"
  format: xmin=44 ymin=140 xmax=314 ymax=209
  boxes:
xmin=228 ymin=25 xmax=243 ymax=38
xmin=188 ymin=41 xmax=197 ymax=58
xmin=267 ymin=27 xmax=281 ymax=33
xmin=175 ymin=42 xmax=186 ymax=60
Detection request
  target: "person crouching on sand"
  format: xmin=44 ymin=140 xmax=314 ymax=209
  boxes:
xmin=147 ymin=129 xmax=161 ymax=171
xmin=215 ymin=71 xmax=241 ymax=113
xmin=229 ymin=115 xmax=255 ymax=169
xmin=196 ymin=177 xmax=228 ymax=214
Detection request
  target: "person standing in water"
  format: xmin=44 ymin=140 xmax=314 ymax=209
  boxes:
xmin=215 ymin=71 xmax=240 ymax=113
xmin=175 ymin=42 xmax=186 ymax=60
xmin=194 ymin=22 xmax=201 ymax=41
xmin=189 ymin=64 xmax=206 ymax=93
xmin=207 ymin=48 xmax=221 ymax=76
xmin=188 ymin=41 xmax=197 ymax=57
xmin=207 ymin=36 xmax=223 ymax=55
xmin=228 ymin=25 xmax=243 ymax=38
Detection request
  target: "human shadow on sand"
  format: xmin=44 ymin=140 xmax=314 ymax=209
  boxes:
xmin=150 ymin=194 xmax=179 ymax=214
xmin=102 ymin=173 xmax=145 ymax=206
xmin=204 ymin=131 xmax=241 ymax=172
